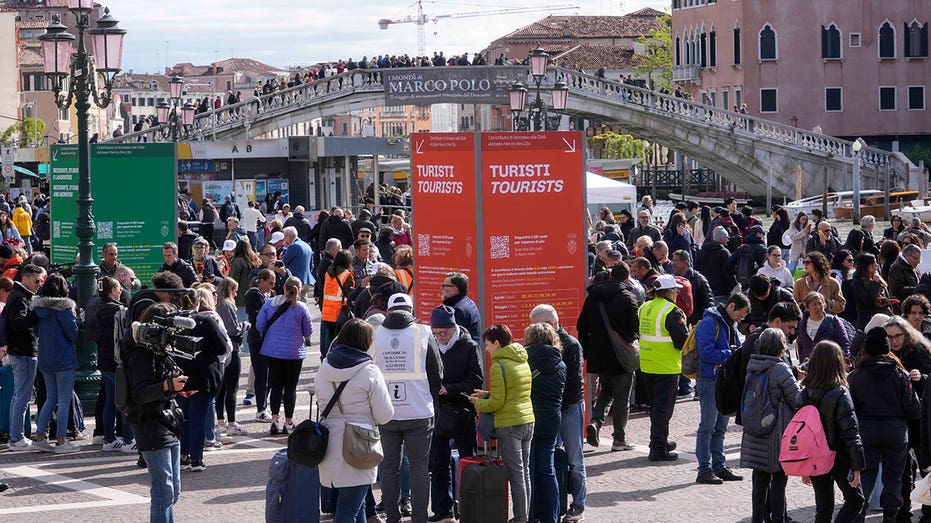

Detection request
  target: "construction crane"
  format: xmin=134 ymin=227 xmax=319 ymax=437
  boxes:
xmin=378 ymin=1 xmax=580 ymax=58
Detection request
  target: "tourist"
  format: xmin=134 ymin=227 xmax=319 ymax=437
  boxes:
xmin=796 ymin=292 xmax=850 ymax=363
xmin=756 ymin=246 xmax=794 ymax=289
xmin=793 ymin=252 xmax=846 ymax=314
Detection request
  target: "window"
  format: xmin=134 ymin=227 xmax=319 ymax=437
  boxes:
xmin=709 ymin=30 xmax=717 ymax=67
xmin=733 ymin=26 xmax=741 ymax=64
xmin=849 ymin=33 xmax=861 ymax=47
xmin=675 ymin=36 xmax=681 ymax=66
xmin=879 ymin=22 xmax=896 ymax=58
xmin=825 ymin=88 xmax=842 ymax=111
xmin=722 ymin=89 xmax=729 ymax=111
xmin=905 ymin=22 xmax=929 ymax=58
xmin=821 ymin=24 xmax=841 ymax=59
xmin=879 ymin=87 xmax=896 ymax=111
xmin=759 ymin=24 xmax=777 ymax=60
xmin=760 ymin=88 xmax=777 ymax=112
xmin=709 ymin=91 xmax=716 ymax=106
xmin=908 ymin=86 xmax=925 ymax=110
xmin=700 ymin=32 xmax=707 ymax=67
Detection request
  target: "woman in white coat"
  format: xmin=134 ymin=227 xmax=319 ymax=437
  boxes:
xmin=316 ymin=318 xmax=394 ymax=523
xmin=787 ymin=212 xmax=813 ymax=271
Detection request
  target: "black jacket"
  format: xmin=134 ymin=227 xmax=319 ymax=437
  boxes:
xmin=314 ymin=253 xmax=334 ymax=304
xmin=848 ymin=277 xmax=890 ymax=331
xmin=844 ymin=228 xmax=878 ymax=256
xmin=161 ymin=258 xmax=197 ymax=288
xmin=898 ymin=342 xmax=931 ymax=398
xmin=5 ymin=282 xmax=37 ymax=356
xmin=767 ymin=220 xmax=789 ymax=249
xmin=284 ymin=213 xmax=313 ymax=243
xmin=576 ymin=278 xmax=641 ymax=375
xmin=558 ymin=327 xmax=584 ymax=408
xmin=124 ymin=343 xmax=182 ymax=451
xmin=442 ymin=293 xmax=482 ymax=342
xmin=177 ymin=231 xmax=199 ymax=261
xmin=437 ymin=325 xmax=484 ymax=414
xmin=746 ymin=279 xmax=795 ymax=330
xmin=175 ymin=312 xmax=229 ymax=395
xmin=244 ymin=287 xmax=269 ymax=348
xmin=801 ymin=387 xmax=865 ymax=471
xmin=319 ymin=216 xmax=354 ymax=254
xmin=888 ymin=257 xmax=920 ymax=303
xmin=86 ymin=297 xmax=123 ymax=372
xmin=381 ymin=311 xmax=444 ymax=399
xmin=696 ymin=241 xmax=736 ymax=297
xmin=849 ymin=356 xmax=921 ymax=420
xmin=526 ymin=343 xmax=566 ymax=439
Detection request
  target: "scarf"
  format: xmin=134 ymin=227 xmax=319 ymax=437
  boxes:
xmin=437 ymin=328 xmax=460 ymax=355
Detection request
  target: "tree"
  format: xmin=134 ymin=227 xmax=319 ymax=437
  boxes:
xmin=589 ymin=132 xmax=650 ymax=160
xmin=0 ymin=118 xmax=46 ymax=146
xmin=635 ymin=13 xmax=673 ymax=91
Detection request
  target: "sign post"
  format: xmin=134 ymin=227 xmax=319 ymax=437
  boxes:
xmin=1 ymin=145 xmax=14 ymax=180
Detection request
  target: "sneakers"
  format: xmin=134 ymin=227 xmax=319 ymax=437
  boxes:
xmin=226 ymin=424 xmax=247 ymax=436
xmin=255 ymin=409 xmax=271 ymax=421
xmin=677 ymin=391 xmax=694 ymax=401
xmin=714 ymin=468 xmax=744 ymax=482
xmin=121 ymin=440 xmax=138 ymax=454
xmin=137 ymin=455 xmax=147 ymax=469
xmin=243 ymin=394 xmax=255 ymax=406
xmin=611 ymin=439 xmax=635 ymax=451
xmin=283 ymin=422 xmax=295 ymax=435
xmin=180 ymin=456 xmax=191 ymax=470
xmin=188 ymin=460 xmax=206 ymax=472
xmin=399 ymin=498 xmax=413 ymax=517
xmin=427 ymin=513 xmax=456 ymax=523
xmin=585 ymin=421 xmax=601 ymax=447
xmin=102 ymin=439 xmax=125 ymax=452
xmin=33 ymin=439 xmax=55 ymax=453
xmin=9 ymin=437 xmax=33 ymax=451
xmin=696 ymin=470 xmax=724 ymax=484
xmin=204 ymin=440 xmax=224 ymax=451
xmin=54 ymin=441 xmax=80 ymax=454
xmin=270 ymin=420 xmax=280 ymax=435
xmin=69 ymin=431 xmax=88 ymax=441
xmin=563 ymin=505 xmax=586 ymax=522
xmin=216 ymin=435 xmax=234 ymax=445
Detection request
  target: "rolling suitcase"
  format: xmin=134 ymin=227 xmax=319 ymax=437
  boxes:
xmin=459 ymin=448 xmax=509 ymax=523
xmin=266 ymin=448 xmax=320 ymax=523
xmin=555 ymin=447 xmax=569 ymax=516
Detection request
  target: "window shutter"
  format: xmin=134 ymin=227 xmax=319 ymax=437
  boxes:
xmin=922 ymin=23 xmax=929 ymax=57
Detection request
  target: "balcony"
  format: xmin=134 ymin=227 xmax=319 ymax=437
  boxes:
xmin=673 ymin=64 xmax=701 ymax=84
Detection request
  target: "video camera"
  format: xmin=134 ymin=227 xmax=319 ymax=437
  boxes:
xmin=132 ymin=312 xmax=204 ymax=361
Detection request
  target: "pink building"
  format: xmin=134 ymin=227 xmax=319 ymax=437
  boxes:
xmin=672 ymin=0 xmax=930 ymax=152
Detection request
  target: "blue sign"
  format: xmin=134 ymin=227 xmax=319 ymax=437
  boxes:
xmin=267 ymin=179 xmax=289 ymax=204
xmin=178 ymin=159 xmax=215 ymax=174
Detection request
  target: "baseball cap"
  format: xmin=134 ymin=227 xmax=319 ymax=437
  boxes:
xmin=194 ymin=236 xmax=209 ymax=246
xmin=653 ymin=274 xmax=683 ymax=291
xmin=269 ymin=231 xmax=285 ymax=244
xmin=222 ymin=240 xmax=237 ymax=252
xmin=387 ymin=292 xmax=414 ymax=310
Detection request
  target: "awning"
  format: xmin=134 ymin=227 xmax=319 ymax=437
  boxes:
xmin=14 ymin=165 xmax=40 ymax=178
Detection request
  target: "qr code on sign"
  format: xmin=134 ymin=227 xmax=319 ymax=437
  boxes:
xmin=417 ymin=234 xmax=430 ymax=257
xmin=490 ymin=236 xmax=510 ymax=259
xmin=97 ymin=221 xmax=113 ymax=240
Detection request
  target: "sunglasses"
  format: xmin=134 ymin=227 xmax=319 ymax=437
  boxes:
xmin=803 ymin=260 xmax=812 ymax=265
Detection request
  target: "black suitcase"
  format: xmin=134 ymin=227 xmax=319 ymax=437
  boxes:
xmin=459 ymin=454 xmax=509 ymax=523
xmin=555 ymin=447 xmax=569 ymax=516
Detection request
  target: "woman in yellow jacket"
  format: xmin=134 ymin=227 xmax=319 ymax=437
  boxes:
xmin=470 ymin=324 xmax=535 ymax=523
xmin=11 ymin=203 xmax=32 ymax=254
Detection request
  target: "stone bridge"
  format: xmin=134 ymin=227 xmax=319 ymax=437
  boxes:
xmin=108 ymin=66 xmax=916 ymax=199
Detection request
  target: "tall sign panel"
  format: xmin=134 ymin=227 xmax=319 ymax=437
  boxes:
xmin=51 ymin=143 xmax=177 ymax=282
xmin=480 ymin=132 xmax=586 ymax=339
xmin=411 ymin=133 xmax=478 ymax=321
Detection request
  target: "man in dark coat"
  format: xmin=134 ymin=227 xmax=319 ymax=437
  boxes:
xmin=805 ymin=221 xmax=842 ymax=261
xmin=283 ymin=205 xmax=312 ymax=243
xmin=844 ymin=215 xmax=879 ymax=257
xmin=577 ymin=263 xmax=642 ymax=450
xmin=441 ymin=272 xmax=481 ymax=342
xmin=671 ymin=249 xmax=714 ymax=326
xmin=696 ymin=226 xmax=737 ymax=303
xmin=176 ymin=221 xmax=200 ymax=261
xmin=889 ymin=245 xmax=922 ymax=304
xmin=318 ymin=207 xmax=354 ymax=253
xmin=160 ymin=241 xmax=196 ymax=288
xmin=351 ymin=209 xmax=378 ymax=239
xmin=625 ymin=210 xmax=662 ymax=250
xmin=744 ymin=275 xmax=796 ymax=332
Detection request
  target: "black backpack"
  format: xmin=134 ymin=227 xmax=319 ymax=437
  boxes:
xmin=735 ymin=245 xmax=756 ymax=287
xmin=715 ymin=345 xmax=745 ymax=417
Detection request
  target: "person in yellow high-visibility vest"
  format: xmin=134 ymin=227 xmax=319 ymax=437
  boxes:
xmin=637 ymin=274 xmax=690 ymax=462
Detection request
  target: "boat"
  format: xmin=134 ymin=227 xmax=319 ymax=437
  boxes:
xmin=783 ymin=190 xmax=883 ymax=219
xmin=834 ymin=190 xmax=918 ymax=220
xmin=893 ymin=199 xmax=931 ymax=223
xmin=667 ymin=192 xmax=756 ymax=207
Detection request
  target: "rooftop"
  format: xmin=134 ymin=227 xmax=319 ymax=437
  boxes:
xmin=552 ymin=44 xmax=639 ymax=70
xmin=497 ymin=8 xmax=665 ymax=42
xmin=170 ymin=57 xmax=285 ymax=77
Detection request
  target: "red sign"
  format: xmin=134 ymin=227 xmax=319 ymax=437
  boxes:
xmin=411 ymin=133 xmax=479 ymax=321
xmin=480 ymin=131 xmax=586 ymax=340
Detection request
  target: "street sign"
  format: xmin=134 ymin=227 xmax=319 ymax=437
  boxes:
xmin=1 ymin=164 xmax=13 ymax=179
xmin=1 ymin=146 xmax=13 ymax=169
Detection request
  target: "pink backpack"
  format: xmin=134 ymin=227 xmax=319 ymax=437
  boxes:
xmin=779 ymin=405 xmax=836 ymax=476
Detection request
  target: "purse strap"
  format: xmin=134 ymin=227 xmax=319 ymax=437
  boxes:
xmin=319 ymin=380 xmax=349 ymax=421
xmin=597 ymin=301 xmax=621 ymax=342
xmin=262 ymin=301 xmax=290 ymax=338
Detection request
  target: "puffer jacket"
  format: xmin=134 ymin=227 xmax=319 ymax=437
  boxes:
xmin=31 ymin=295 xmax=79 ymax=372
xmin=316 ymin=344 xmax=394 ymax=488
xmin=12 ymin=206 xmax=32 ymax=236
xmin=257 ymin=296 xmax=314 ymax=360
xmin=849 ymin=356 xmax=920 ymax=421
xmin=739 ymin=354 xmax=803 ymax=473
xmin=800 ymin=387 xmax=865 ymax=471
xmin=696 ymin=305 xmax=739 ymax=380
xmin=696 ymin=241 xmax=736 ymax=297
xmin=526 ymin=343 xmax=566 ymax=439
xmin=473 ymin=343 xmax=535 ymax=428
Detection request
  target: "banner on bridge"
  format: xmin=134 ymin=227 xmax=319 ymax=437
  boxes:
xmin=384 ymin=66 xmax=522 ymax=106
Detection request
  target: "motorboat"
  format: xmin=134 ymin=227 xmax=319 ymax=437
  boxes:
xmin=783 ymin=190 xmax=883 ymax=219
xmin=893 ymin=199 xmax=931 ymax=223
xmin=667 ymin=192 xmax=755 ymax=207
xmin=834 ymin=190 xmax=918 ymax=220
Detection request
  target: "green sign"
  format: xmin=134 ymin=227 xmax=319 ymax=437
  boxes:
xmin=51 ymin=143 xmax=177 ymax=282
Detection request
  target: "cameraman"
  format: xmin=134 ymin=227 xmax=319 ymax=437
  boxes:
xmin=124 ymin=302 xmax=187 ymax=523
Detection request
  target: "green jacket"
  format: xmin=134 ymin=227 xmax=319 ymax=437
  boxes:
xmin=474 ymin=343 xmax=535 ymax=428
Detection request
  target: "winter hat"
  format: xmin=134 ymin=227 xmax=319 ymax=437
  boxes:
xmin=712 ymin=226 xmax=729 ymax=242
xmin=430 ymin=305 xmax=457 ymax=328
xmin=747 ymin=225 xmax=765 ymax=237
xmin=864 ymin=326 xmax=890 ymax=356
xmin=0 ymin=243 xmax=14 ymax=260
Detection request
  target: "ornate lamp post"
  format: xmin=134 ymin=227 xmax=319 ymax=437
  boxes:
xmin=508 ymin=47 xmax=569 ymax=131
xmin=156 ymin=74 xmax=196 ymax=142
xmin=40 ymin=1 xmax=126 ymax=405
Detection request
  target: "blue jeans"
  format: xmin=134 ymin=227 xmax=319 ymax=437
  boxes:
xmin=557 ymin=401 xmax=587 ymax=510
xmin=529 ymin=434 xmax=559 ymax=523
xmin=100 ymin=371 xmax=133 ymax=443
xmin=204 ymin=397 xmax=216 ymax=441
xmin=696 ymin=377 xmax=729 ymax=473
xmin=177 ymin=391 xmax=210 ymax=462
xmin=142 ymin=443 xmax=181 ymax=523
xmin=8 ymin=355 xmax=36 ymax=442
xmin=334 ymin=484 xmax=369 ymax=523
xmin=247 ymin=231 xmax=259 ymax=252
xmin=36 ymin=369 xmax=76 ymax=439
xmin=237 ymin=306 xmax=249 ymax=354
xmin=320 ymin=320 xmax=334 ymax=359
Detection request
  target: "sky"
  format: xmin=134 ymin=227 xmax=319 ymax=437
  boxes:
xmin=111 ymin=0 xmax=668 ymax=74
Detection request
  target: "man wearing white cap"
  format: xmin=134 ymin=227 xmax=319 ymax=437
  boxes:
xmin=373 ymin=293 xmax=443 ymax=523
xmin=637 ymin=274 xmax=689 ymax=462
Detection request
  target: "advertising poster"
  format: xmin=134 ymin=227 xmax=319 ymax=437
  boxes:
xmin=235 ymin=180 xmax=255 ymax=214
xmin=267 ymin=179 xmax=290 ymax=204
xmin=480 ymin=131 xmax=586 ymax=339
xmin=51 ymin=143 xmax=177 ymax=282
xmin=410 ymin=133 xmax=478 ymax=321
xmin=202 ymin=180 xmax=234 ymax=204
xmin=384 ymin=66 xmax=522 ymax=106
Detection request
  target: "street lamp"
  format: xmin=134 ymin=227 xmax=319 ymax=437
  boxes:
xmin=156 ymin=74 xmax=191 ymax=142
xmin=40 ymin=4 xmax=125 ymax=406
xmin=851 ymin=138 xmax=863 ymax=225
xmin=508 ymin=47 xmax=569 ymax=131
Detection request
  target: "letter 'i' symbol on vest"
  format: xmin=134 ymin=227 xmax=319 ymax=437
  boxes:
xmin=393 ymin=384 xmax=401 ymax=399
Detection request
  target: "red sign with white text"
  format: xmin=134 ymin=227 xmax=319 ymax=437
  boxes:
xmin=411 ymin=133 xmax=479 ymax=322
xmin=480 ymin=131 xmax=586 ymax=340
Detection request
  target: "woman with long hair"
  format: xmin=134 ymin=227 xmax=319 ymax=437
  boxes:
xmin=794 ymin=252 xmax=846 ymax=314
xmin=693 ymin=205 xmax=712 ymax=247
xmin=831 ymin=249 xmax=854 ymax=282
xmin=848 ymin=253 xmax=893 ymax=331
xmin=257 ymin=276 xmax=313 ymax=435
xmin=787 ymin=212 xmax=813 ymax=271
xmin=879 ymin=240 xmax=902 ymax=281
xmin=617 ymin=209 xmax=635 ymax=242
xmin=244 ymin=269 xmax=276 ymax=419
xmin=321 ymin=249 xmax=355 ymax=357
xmin=30 ymin=273 xmax=80 ymax=453
xmin=801 ymin=341 xmax=865 ymax=523
xmin=849 ymin=326 xmax=921 ymax=522
xmin=214 ymin=277 xmax=247 ymax=436
xmin=662 ymin=212 xmax=694 ymax=255
xmin=768 ymin=207 xmax=792 ymax=261
xmin=885 ymin=215 xmax=906 ymax=240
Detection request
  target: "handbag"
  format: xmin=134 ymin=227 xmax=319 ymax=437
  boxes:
xmin=435 ymin=403 xmax=473 ymax=438
xmin=287 ymin=380 xmax=348 ymax=467
xmin=342 ymin=421 xmax=384 ymax=469
xmin=597 ymin=301 xmax=640 ymax=373
xmin=913 ymin=471 xmax=931 ymax=506
xmin=477 ymin=361 xmax=506 ymax=441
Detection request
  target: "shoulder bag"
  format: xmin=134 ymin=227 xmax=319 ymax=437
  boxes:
xmin=287 ymin=380 xmax=348 ymax=467
xmin=339 ymin=380 xmax=384 ymax=469
xmin=254 ymin=301 xmax=290 ymax=349
xmin=597 ymin=301 xmax=640 ymax=373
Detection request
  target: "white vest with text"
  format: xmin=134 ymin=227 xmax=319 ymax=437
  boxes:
xmin=373 ymin=323 xmax=434 ymax=421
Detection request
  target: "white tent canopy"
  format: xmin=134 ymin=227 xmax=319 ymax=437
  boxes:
xmin=586 ymin=171 xmax=637 ymax=209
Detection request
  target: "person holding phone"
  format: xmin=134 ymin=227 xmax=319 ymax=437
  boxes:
xmin=849 ymin=254 xmax=893 ymax=331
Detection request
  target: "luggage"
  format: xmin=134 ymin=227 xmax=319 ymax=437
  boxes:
xmin=265 ymin=448 xmax=321 ymax=523
xmin=0 ymin=365 xmax=12 ymax=437
xmin=451 ymin=447 xmax=460 ymax=501
xmin=555 ymin=447 xmax=569 ymax=517
xmin=320 ymin=485 xmax=336 ymax=515
xmin=459 ymin=451 xmax=509 ymax=523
